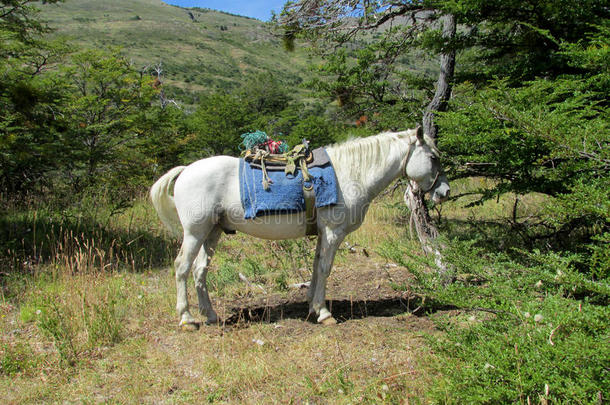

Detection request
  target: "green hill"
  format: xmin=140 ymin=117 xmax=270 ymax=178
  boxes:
xmin=39 ymin=0 xmax=312 ymax=101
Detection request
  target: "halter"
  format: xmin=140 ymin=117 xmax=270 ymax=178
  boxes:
xmin=399 ymin=136 xmax=416 ymax=178
xmin=400 ymin=135 xmax=442 ymax=194
xmin=418 ymin=169 xmax=441 ymax=194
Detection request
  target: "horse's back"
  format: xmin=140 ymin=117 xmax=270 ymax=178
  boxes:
xmin=175 ymin=155 xmax=239 ymax=195
xmin=173 ymin=156 xmax=240 ymax=230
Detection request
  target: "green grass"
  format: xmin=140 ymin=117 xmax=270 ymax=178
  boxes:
xmin=0 ymin=179 xmax=607 ymax=402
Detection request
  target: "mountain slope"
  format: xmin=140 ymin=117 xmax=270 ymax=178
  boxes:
xmin=40 ymin=0 xmax=311 ymax=98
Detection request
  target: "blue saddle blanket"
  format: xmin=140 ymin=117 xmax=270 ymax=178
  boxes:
xmin=239 ymin=153 xmax=338 ymax=219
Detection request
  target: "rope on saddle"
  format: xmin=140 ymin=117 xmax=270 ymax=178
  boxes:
xmin=249 ymin=149 xmax=273 ymax=190
xmin=243 ymin=141 xmax=312 ymax=190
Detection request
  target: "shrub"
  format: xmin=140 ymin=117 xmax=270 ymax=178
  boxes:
xmin=379 ymin=237 xmax=610 ymax=403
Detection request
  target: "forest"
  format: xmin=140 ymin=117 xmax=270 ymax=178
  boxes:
xmin=1 ymin=0 xmax=608 ymax=403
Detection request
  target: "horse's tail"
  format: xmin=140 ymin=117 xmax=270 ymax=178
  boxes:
xmin=150 ymin=166 xmax=186 ymax=237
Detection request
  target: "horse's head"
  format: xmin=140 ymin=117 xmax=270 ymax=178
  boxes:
xmin=405 ymin=127 xmax=450 ymax=204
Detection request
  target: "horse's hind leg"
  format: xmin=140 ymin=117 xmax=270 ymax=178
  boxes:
xmin=192 ymin=226 xmax=222 ymax=325
xmin=175 ymin=232 xmax=204 ymax=327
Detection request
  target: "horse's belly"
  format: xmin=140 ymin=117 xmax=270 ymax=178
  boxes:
xmin=227 ymin=213 xmax=308 ymax=240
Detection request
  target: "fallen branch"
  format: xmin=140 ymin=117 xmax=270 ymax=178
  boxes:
xmin=289 ymin=282 xmax=310 ymax=289
xmin=238 ymin=272 xmax=267 ymax=294
xmin=549 ymin=324 xmax=561 ymax=346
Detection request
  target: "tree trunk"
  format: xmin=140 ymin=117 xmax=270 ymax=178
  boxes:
xmin=422 ymin=14 xmax=456 ymax=140
xmin=405 ymin=182 xmax=452 ymax=283
xmin=414 ymin=13 xmax=456 ymax=281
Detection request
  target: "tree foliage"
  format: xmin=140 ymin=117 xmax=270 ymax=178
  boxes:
xmin=0 ymin=2 xmax=188 ymax=202
xmin=446 ymin=0 xmax=610 ymax=82
xmin=183 ymin=74 xmax=343 ymax=160
xmin=61 ymin=49 xmax=159 ymax=189
xmin=279 ymin=1 xmax=447 ymax=129
xmin=279 ymin=1 xmax=609 ymax=277
xmin=438 ymin=22 xmax=609 ymax=272
xmin=0 ymin=0 xmax=68 ymax=193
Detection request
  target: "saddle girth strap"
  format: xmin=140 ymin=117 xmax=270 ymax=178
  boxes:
xmin=303 ymin=183 xmax=317 ymax=236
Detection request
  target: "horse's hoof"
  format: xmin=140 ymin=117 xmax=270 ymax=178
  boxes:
xmin=317 ymin=308 xmax=334 ymax=324
xmin=179 ymin=321 xmax=201 ymax=331
xmin=205 ymin=318 xmax=221 ymax=326
xmin=321 ymin=317 xmax=337 ymax=325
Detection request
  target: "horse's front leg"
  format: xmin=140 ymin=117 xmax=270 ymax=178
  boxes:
xmin=310 ymin=229 xmax=345 ymax=324
xmin=307 ymin=236 xmax=322 ymax=315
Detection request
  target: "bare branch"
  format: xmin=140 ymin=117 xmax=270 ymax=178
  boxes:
xmin=279 ymin=0 xmax=438 ymax=44
xmin=141 ymin=62 xmax=180 ymax=109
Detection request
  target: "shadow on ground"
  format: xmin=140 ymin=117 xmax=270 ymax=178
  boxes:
xmin=222 ymin=295 xmax=452 ymax=325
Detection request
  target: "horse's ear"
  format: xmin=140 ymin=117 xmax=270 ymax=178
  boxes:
xmin=415 ymin=126 xmax=424 ymax=144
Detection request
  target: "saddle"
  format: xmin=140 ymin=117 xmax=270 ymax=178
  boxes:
xmin=242 ymin=143 xmax=331 ymax=236
xmin=244 ymin=146 xmax=330 ymax=171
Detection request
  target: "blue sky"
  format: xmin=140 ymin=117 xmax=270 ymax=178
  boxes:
xmin=162 ymin=1 xmax=287 ymax=21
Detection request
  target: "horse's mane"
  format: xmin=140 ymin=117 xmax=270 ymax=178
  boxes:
xmin=325 ymin=131 xmax=412 ymax=184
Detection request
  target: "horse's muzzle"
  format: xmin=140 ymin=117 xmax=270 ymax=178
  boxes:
xmin=432 ymin=183 xmax=450 ymax=204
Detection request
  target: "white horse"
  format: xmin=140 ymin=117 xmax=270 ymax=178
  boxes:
xmin=150 ymin=127 xmax=450 ymax=327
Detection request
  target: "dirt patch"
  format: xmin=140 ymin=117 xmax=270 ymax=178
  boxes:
xmin=0 ymin=253 xmax=446 ymax=403
xmin=214 ymin=257 xmax=446 ymax=328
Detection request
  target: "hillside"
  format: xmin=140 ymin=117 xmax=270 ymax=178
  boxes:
xmin=39 ymin=0 xmax=312 ymax=101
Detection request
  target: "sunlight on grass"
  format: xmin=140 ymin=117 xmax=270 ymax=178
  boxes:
xmin=2 ymin=178 xmax=605 ymax=403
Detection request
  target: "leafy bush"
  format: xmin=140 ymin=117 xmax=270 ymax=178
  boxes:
xmin=380 ymin=237 xmax=609 ymax=404
xmin=287 ymin=115 xmax=338 ymax=148
xmin=429 ymin=296 xmax=608 ymax=403
xmin=438 ymin=24 xmax=609 ymax=277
